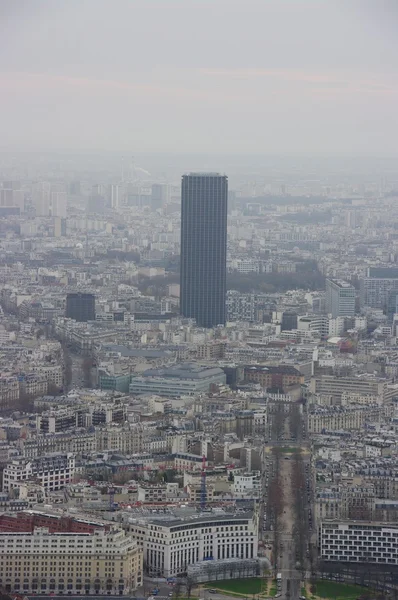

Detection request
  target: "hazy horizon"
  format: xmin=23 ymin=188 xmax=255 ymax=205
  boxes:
xmin=1 ymin=0 xmax=398 ymax=156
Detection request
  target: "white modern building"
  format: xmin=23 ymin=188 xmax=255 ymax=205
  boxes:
xmin=320 ymin=521 xmax=398 ymax=565
xmin=130 ymin=363 xmax=226 ymax=397
xmin=326 ymin=279 xmax=355 ymax=318
xmin=128 ymin=512 xmax=258 ymax=577
xmin=3 ymin=453 xmax=75 ymax=492
xmin=233 ymin=473 xmax=261 ymax=499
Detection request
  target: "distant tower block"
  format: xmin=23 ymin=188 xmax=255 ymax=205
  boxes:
xmin=180 ymin=173 xmax=228 ymax=328
xmin=65 ymin=293 xmax=95 ymax=322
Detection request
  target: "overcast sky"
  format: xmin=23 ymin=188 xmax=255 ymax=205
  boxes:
xmin=1 ymin=0 xmax=397 ymax=155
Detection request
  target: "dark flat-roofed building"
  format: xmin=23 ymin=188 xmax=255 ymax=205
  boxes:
xmin=65 ymin=292 xmax=95 ymax=322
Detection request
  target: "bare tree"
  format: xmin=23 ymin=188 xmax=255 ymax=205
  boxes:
xmin=61 ymin=343 xmax=72 ymax=391
xmin=112 ymin=470 xmax=134 ymax=485
xmin=35 ymin=328 xmax=45 ymax=340
xmin=173 ymin=578 xmax=182 ymax=599
xmin=17 ymin=389 xmax=34 ymax=412
xmin=82 ymin=357 xmax=94 ymax=388
xmin=47 ymin=382 xmax=61 ymax=396
xmin=289 ymin=403 xmax=301 ymax=441
xmin=291 ymin=450 xmax=308 ymax=570
xmin=267 ymin=447 xmax=284 ymax=574
xmin=186 ymin=577 xmax=194 ymax=598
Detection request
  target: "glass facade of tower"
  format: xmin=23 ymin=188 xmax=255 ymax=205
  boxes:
xmin=180 ymin=173 xmax=228 ymax=328
xmin=66 ymin=293 xmax=96 ymax=322
xmin=325 ymin=279 xmax=355 ymax=318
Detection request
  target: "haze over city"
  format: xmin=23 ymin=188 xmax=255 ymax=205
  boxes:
xmin=1 ymin=0 xmax=398 ymax=155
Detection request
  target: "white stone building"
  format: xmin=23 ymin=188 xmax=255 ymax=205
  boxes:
xmin=127 ymin=512 xmax=258 ymax=577
xmin=3 ymin=453 xmax=75 ymax=492
xmin=0 ymin=526 xmax=142 ymax=595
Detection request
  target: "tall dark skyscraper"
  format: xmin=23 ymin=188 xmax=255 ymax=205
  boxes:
xmin=66 ymin=293 xmax=96 ymax=322
xmin=180 ymin=173 xmax=228 ymax=328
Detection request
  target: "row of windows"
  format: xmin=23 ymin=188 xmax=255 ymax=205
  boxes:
xmin=324 ymin=527 xmax=398 ymax=535
xmin=169 ymin=522 xmax=249 ymax=533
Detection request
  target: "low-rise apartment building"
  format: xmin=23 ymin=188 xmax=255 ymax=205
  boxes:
xmin=308 ymin=404 xmax=381 ymax=433
xmin=233 ymin=472 xmax=261 ymax=499
xmin=0 ymin=376 xmax=19 ymax=411
xmin=0 ymin=526 xmax=142 ymax=595
xmin=315 ymin=490 xmax=341 ymax=523
xmin=20 ymin=373 xmax=48 ymax=398
xmin=3 ymin=453 xmax=75 ymax=492
xmin=95 ymin=423 xmax=144 ymax=454
xmin=30 ymin=365 xmax=63 ymax=389
xmin=22 ymin=432 xmax=96 ymax=458
xmin=37 ymin=409 xmax=77 ymax=434
xmin=243 ymin=365 xmax=304 ymax=391
xmin=137 ymin=483 xmax=168 ymax=503
xmin=173 ymin=452 xmax=207 ymax=472
xmin=310 ymin=375 xmax=394 ymax=403
xmin=186 ymin=481 xmax=215 ymax=504
xmin=319 ymin=520 xmax=398 ymax=565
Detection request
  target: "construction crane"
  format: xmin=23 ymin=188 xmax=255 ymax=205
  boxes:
xmin=200 ymin=454 xmax=207 ymax=511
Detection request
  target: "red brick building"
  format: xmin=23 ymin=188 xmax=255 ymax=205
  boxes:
xmin=243 ymin=365 xmax=304 ymax=391
xmin=0 ymin=511 xmax=108 ymax=533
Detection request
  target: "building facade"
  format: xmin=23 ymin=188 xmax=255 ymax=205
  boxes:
xmin=3 ymin=453 xmax=75 ymax=492
xmin=0 ymin=376 xmax=19 ymax=411
xmin=307 ymin=404 xmax=381 ymax=433
xmin=360 ymin=267 xmax=398 ymax=309
xmin=23 ymin=433 xmax=96 ymax=458
xmin=244 ymin=365 xmax=304 ymax=391
xmin=130 ymin=363 xmax=226 ymax=397
xmin=65 ymin=293 xmax=95 ymax=322
xmin=130 ymin=512 xmax=257 ymax=577
xmin=180 ymin=173 xmax=228 ymax=328
xmin=0 ymin=526 xmax=142 ymax=595
xmin=319 ymin=520 xmax=398 ymax=565
xmin=325 ymin=279 xmax=356 ymax=318
xmin=310 ymin=375 xmax=394 ymax=403
xmin=226 ymin=291 xmax=256 ymax=322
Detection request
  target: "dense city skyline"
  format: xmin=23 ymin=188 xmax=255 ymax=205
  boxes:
xmin=0 ymin=148 xmax=398 ymax=598
xmin=1 ymin=1 xmax=398 ymax=599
